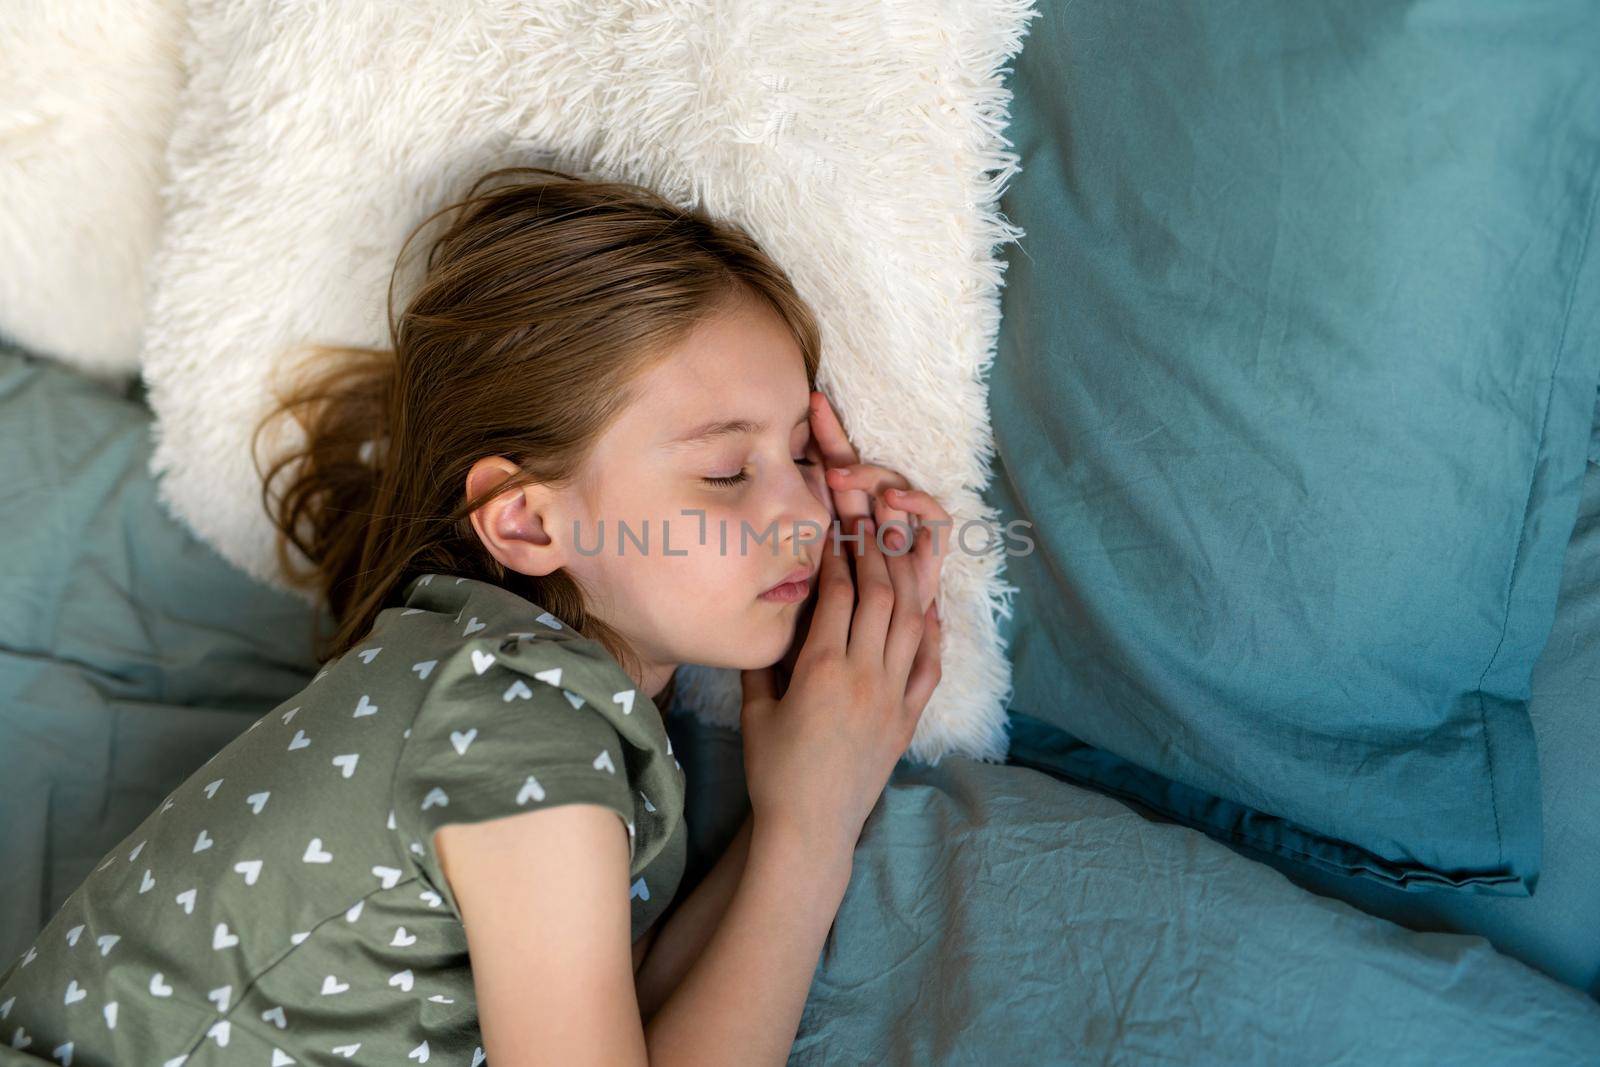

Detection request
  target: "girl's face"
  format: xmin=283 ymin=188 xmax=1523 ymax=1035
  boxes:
xmin=544 ymin=295 xmax=833 ymax=696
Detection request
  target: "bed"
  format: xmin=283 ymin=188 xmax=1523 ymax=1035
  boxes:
xmin=5 ymin=2 xmax=1600 ymax=1061
xmin=4 ymin=339 xmax=1600 ymax=1062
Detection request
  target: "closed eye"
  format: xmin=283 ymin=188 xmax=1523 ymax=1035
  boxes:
xmin=703 ymin=455 xmax=815 ymax=488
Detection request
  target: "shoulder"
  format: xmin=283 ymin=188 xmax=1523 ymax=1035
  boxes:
xmin=386 ymin=574 xmax=672 ymax=760
xmin=396 ymin=624 xmax=640 ymax=810
xmin=389 ymin=633 xmax=642 ymax=919
xmin=384 ymin=575 xmax=685 ymax=889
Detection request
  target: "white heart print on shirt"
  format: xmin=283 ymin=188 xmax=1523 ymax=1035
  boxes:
xmin=212 ymin=923 xmax=240 ymax=950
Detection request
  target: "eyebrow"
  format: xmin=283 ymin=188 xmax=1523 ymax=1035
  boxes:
xmin=663 ymin=407 xmax=812 ymax=450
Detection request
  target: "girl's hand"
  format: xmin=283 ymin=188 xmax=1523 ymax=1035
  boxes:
xmin=740 ymin=512 xmax=942 ymax=851
xmin=774 ymin=389 xmax=949 ymax=696
xmin=810 ymin=389 xmax=951 ymax=618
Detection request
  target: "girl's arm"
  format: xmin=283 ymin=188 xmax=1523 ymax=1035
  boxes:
xmin=642 ymin=813 xmax=854 ymax=1067
xmin=634 ymin=809 xmax=755 ymax=1020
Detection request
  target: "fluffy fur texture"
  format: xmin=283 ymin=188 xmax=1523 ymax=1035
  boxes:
xmin=0 ymin=0 xmax=188 ymax=383
xmin=14 ymin=0 xmax=1039 ymax=764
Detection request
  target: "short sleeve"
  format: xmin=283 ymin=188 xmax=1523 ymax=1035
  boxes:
xmin=392 ymin=640 xmax=637 ymax=920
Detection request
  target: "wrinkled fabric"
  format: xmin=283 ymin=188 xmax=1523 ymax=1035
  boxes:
xmin=983 ymin=0 xmax=1600 ymax=894
xmin=622 ymin=699 xmax=1600 ymax=1064
xmin=1227 ymin=453 xmax=1600 ymax=1000
xmin=0 ymin=345 xmax=326 ymax=967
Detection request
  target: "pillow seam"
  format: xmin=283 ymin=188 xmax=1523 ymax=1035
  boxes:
xmin=1473 ymin=150 xmax=1600 ymax=870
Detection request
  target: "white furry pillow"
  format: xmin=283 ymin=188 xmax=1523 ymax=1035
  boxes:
xmin=139 ymin=0 xmax=1038 ymax=763
xmin=0 ymin=0 xmax=188 ymax=383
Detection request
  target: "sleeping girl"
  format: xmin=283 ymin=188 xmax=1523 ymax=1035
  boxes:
xmin=0 ymin=164 xmax=949 ymax=1067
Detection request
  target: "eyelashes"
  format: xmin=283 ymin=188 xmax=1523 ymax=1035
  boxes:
xmin=704 ymin=456 xmax=816 ymax=488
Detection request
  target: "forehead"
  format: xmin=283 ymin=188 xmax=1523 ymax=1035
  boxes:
xmin=632 ymin=298 xmax=811 ymax=444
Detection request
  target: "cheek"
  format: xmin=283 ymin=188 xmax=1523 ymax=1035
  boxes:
xmin=679 ymin=501 xmax=748 ymax=549
xmin=650 ymin=504 xmax=764 ymax=579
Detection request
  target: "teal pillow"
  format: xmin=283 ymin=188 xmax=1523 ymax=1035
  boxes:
xmin=987 ymin=2 xmax=1600 ymax=894
xmin=1245 ymin=453 xmax=1600 ymax=998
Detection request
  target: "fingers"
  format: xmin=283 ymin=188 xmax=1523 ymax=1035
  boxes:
xmin=829 ymin=468 xmax=950 ymax=554
xmin=872 ymin=481 xmax=951 ymax=617
xmin=844 ymin=476 xmax=940 ymax=614
xmin=825 ymin=462 xmax=910 ymax=498
xmin=807 ymin=517 xmax=856 ymax=653
xmin=882 ymin=485 xmax=952 ymax=530
xmin=901 ymin=601 xmax=943 ymax=719
xmin=905 ymin=524 xmax=942 ymax=616
xmin=811 ymin=391 xmax=871 ymax=526
xmin=809 ymin=390 xmax=859 ymax=468
xmin=740 ymin=664 xmax=777 ymax=718
xmin=826 ymin=461 xmax=908 ymax=536
xmin=845 ymin=515 xmax=893 ymax=658
xmin=804 ymin=392 xmax=949 ymax=683
xmin=872 ymin=494 xmax=916 ymax=570
xmin=882 ymin=517 xmax=929 ymax=684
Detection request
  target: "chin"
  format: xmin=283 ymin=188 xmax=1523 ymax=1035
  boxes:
xmin=678 ymin=609 xmax=795 ymax=672
xmin=754 ymin=607 xmax=801 ymax=661
xmin=702 ymin=646 xmax=791 ymax=673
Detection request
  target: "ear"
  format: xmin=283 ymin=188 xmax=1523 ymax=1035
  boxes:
xmin=465 ymin=456 xmax=572 ymax=578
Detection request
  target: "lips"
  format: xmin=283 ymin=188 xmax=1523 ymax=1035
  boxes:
xmin=763 ymin=562 xmax=815 ymax=595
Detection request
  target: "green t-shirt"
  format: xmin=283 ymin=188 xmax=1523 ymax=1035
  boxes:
xmin=0 ymin=573 xmax=687 ymax=1065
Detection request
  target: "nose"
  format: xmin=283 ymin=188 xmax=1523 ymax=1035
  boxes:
xmin=782 ymin=466 xmax=834 ymax=562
